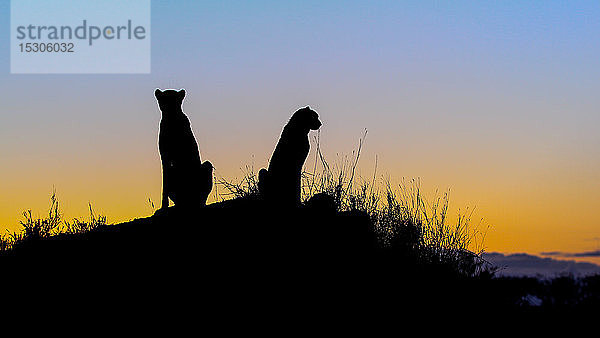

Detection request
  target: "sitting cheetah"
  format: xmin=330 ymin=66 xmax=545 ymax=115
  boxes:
xmin=259 ymin=106 xmax=321 ymax=207
xmin=155 ymin=88 xmax=213 ymax=210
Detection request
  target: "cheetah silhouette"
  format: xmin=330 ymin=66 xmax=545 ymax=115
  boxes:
xmin=259 ymin=106 xmax=321 ymax=207
xmin=155 ymin=89 xmax=213 ymax=210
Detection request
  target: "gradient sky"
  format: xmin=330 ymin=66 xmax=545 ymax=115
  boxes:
xmin=1 ymin=1 xmax=599 ymax=264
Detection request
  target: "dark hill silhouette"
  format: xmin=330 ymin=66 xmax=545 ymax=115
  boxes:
xmin=3 ymin=195 xmax=599 ymax=316
xmin=1 ymin=196 xmax=519 ymax=315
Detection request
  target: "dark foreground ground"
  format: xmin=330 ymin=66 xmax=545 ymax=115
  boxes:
xmin=2 ymin=197 xmax=598 ymax=320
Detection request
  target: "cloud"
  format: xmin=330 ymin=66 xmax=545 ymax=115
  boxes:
xmin=539 ymin=251 xmax=562 ymax=256
xmin=540 ymin=250 xmax=600 ymax=258
xmin=572 ymin=250 xmax=600 ymax=257
xmin=483 ymin=252 xmax=600 ymax=277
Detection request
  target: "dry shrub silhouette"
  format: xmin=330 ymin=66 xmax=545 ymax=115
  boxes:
xmin=20 ymin=191 xmax=62 ymax=240
xmin=0 ymin=191 xmax=107 ymax=251
xmin=215 ymin=164 xmax=261 ymax=201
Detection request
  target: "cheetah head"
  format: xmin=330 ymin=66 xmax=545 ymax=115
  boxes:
xmin=290 ymin=106 xmax=321 ymax=132
xmin=155 ymin=88 xmax=186 ymax=114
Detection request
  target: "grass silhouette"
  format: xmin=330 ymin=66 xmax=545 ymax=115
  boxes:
xmin=0 ymin=191 xmax=107 ymax=251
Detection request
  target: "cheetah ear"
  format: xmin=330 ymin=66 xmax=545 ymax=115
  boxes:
xmin=154 ymin=89 xmax=163 ymax=98
xmin=178 ymin=89 xmax=186 ymax=98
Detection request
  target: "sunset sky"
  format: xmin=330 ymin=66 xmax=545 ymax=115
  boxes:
xmin=1 ymin=1 xmax=599 ymax=265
